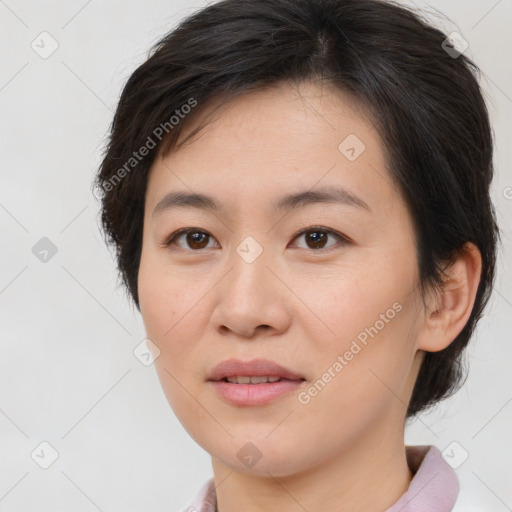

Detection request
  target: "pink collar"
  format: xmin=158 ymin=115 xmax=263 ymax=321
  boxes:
xmin=386 ymin=445 xmax=459 ymax=511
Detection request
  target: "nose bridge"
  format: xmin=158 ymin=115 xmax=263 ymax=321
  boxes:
xmin=227 ymin=234 xmax=275 ymax=302
xmin=211 ymin=233 xmax=290 ymax=336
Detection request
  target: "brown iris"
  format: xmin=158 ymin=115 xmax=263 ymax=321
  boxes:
xmin=186 ymin=231 xmax=210 ymax=249
xmin=304 ymin=230 xmax=328 ymax=249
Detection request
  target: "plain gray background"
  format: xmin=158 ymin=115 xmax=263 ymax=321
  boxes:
xmin=1 ymin=1 xmax=511 ymax=510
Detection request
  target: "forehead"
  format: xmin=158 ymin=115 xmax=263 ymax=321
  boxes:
xmin=145 ymin=80 xmax=398 ymax=216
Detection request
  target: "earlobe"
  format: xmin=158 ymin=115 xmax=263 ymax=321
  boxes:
xmin=418 ymin=242 xmax=482 ymax=353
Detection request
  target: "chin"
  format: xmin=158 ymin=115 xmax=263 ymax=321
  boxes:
xmin=210 ymin=435 xmax=315 ymax=478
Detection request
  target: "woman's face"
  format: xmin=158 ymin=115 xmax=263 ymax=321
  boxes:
xmin=138 ymin=81 xmax=427 ymax=476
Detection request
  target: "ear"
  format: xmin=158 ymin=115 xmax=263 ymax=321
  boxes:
xmin=417 ymin=242 xmax=482 ymax=353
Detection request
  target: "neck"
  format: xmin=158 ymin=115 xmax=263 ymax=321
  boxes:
xmin=211 ymin=413 xmax=413 ymax=512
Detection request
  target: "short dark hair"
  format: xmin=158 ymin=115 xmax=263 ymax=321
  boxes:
xmin=94 ymin=0 xmax=499 ymax=418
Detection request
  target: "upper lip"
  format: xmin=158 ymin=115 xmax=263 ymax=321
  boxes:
xmin=208 ymin=358 xmax=306 ymax=381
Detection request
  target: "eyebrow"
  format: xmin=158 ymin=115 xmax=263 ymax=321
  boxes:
xmin=152 ymin=185 xmax=370 ymax=219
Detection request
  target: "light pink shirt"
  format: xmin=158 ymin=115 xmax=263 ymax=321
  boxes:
xmin=181 ymin=445 xmax=459 ymax=511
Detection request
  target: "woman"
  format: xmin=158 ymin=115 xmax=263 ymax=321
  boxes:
xmin=94 ymin=0 xmax=499 ymax=510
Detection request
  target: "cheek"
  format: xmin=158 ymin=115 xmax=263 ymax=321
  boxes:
xmin=289 ymin=261 xmax=411 ymax=351
xmin=138 ymin=251 xmax=214 ymax=384
xmin=293 ymin=261 xmax=419 ymax=413
xmin=138 ymin=247 xmax=196 ymax=338
xmin=138 ymin=263 xmax=170 ymax=341
xmin=294 ymin=307 xmax=418 ymax=454
xmin=138 ymin=261 xmax=207 ymax=425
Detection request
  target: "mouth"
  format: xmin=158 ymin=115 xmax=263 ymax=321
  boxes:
xmin=207 ymin=357 xmax=306 ymax=383
xmin=218 ymin=375 xmax=304 ymax=384
xmin=207 ymin=358 xmax=306 ymax=406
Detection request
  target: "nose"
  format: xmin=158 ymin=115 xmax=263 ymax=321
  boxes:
xmin=210 ymin=241 xmax=292 ymax=339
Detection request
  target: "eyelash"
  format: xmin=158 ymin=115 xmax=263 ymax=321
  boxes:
xmin=163 ymin=226 xmax=350 ymax=252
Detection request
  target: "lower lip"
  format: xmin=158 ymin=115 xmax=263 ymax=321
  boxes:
xmin=209 ymin=379 xmax=305 ymax=406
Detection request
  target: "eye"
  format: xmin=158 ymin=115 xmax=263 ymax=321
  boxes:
xmin=290 ymin=226 xmax=349 ymax=251
xmin=164 ymin=226 xmax=349 ymax=252
xmin=165 ymin=228 xmax=219 ymax=251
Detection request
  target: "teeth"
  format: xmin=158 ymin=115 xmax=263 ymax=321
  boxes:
xmin=226 ymin=375 xmax=282 ymax=384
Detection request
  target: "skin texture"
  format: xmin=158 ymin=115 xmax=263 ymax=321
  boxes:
xmin=138 ymin=80 xmax=482 ymax=512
